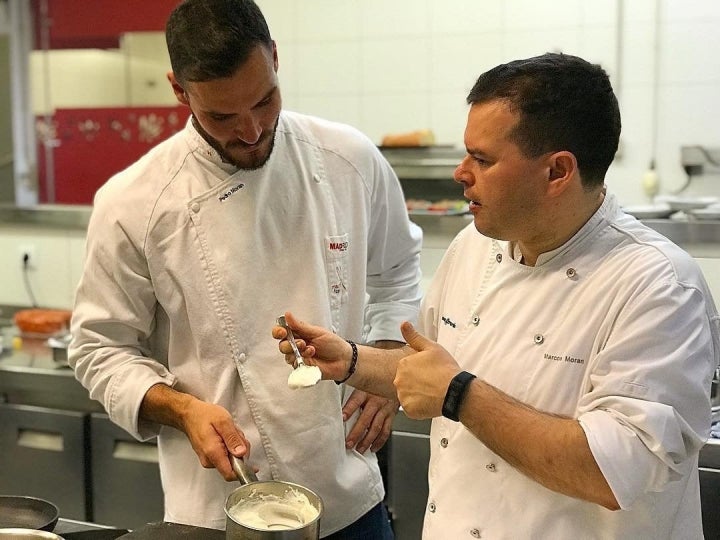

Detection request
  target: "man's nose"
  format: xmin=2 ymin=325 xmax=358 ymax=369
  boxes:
xmin=453 ymin=156 xmax=473 ymax=185
xmin=233 ymin=115 xmax=262 ymax=145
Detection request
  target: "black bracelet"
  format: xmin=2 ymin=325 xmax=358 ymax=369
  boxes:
xmin=441 ymin=371 xmax=476 ymax=421
xmin=335 ymin=340 xmax=358 ymax=384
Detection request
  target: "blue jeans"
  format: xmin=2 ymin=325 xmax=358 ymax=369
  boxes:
xmin=322 ymin=502 xmax=394 ymax=540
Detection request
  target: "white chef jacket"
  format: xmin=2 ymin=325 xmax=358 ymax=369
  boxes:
xmin=69 ymin=111 xmax=423 ymax=535
xmin=419 ymin=194 xmax=719 ymax=539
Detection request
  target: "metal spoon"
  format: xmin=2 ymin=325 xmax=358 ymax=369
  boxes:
xmin=276 ymin=315 xmax=305 ymax=368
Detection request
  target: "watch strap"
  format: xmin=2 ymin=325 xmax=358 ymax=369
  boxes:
xmin=442 ymin=371 xmax=476 ymax=421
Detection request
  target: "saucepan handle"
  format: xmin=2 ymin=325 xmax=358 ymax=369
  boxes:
xmin=230 ymin=454 xmax=258 ymax=485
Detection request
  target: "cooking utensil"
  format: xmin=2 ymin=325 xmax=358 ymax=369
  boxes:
xmin=230 ymin=455 xmax=259 ymax=485
xmin=0 ymin=496 xmax=59 ymax=532
xmin=225 ymin=456 xmax=323 ymax=539
xmin=276 ymin=316 xmax=305 ymax=368
xmin=277 ymin=316 xmax=321 ymax=389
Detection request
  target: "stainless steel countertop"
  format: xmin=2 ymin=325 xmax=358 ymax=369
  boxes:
xmin=0 ymin=203 xmax=718 ymax=250
xmin=0 ymin=203 xmax=91 ymax=229
xmin=0 ymin=333 xmax=103 ymax=413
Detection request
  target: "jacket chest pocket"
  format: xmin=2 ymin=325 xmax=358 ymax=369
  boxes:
xmin=325 ymin=234 xmax=350 ymax=326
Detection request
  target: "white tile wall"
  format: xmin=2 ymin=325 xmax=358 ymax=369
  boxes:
xmin=259 ymin=0 xmax=720 ymax=206
xmin=0 ymin=226 xmax=85 ymax=309
xmin=8 ymin=0 xmax=720 ymax=308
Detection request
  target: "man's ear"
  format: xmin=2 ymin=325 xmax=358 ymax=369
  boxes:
xmin=167 ymin=72 xmax=189 ymax=106
xmin=272 ymin=40 xmax=279 ymax=72
xmin=546 ymin=151 xmax=577 ymax=197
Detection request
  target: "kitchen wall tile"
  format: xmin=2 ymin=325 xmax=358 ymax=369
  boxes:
xmin=617 ymin=22 xmax=656 ymax=86
xmin=255 ymin=0 xmax=297 ymax=42
xmin=360 ymin=93 xmax=430 ymax=145
xmin=293 ymin=0 xmax=362 ymax=41
xmin=605 ymin=84 xmax=657 ymax=204
xmin=503 ymin=0 xmax=582 ymax=30
xmin=578 ymin=25 xmax=618 ymax=71
xmin=295 ymin=41 xmax=362 ymax=95
xmin=0 ymin=227 xmax=73 ymax=308
xmin=430 ymin=34 xmax=503 ymax=93
xmin=277 ymin=40 xmax=299 ymax=97
xmin=361 ymin=38 xmax=431 ymax=94
xmin=581 ymin=0 xmax=619 ymax=26
xmin=663 ymin=0 xmax=720 ymax=22
xmin=31 ymin=50 xmax=127 ymax=114
xmin=361 ymin=0 xmax=430 ymax=38
xmin=501 ymin=28 xmax=581 ymax=63
xmin=429 ymin=0 xmax=503 ymax=35
xmin=428 ymin=91 xmax=468 ymax=148
xmin=623 ymin=0 xmax=658 ymax=23
xmin=295 ymin=94 xmax=362 ymax=129
xmin=659 ymin=21 xmax=720 ymax=84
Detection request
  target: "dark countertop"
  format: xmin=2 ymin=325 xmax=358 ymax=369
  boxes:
xmin=53 ymin=519 xmax=224 ymax=540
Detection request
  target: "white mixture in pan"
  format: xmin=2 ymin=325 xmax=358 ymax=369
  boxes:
xmin=229 ymin=488 xmax=320 ymax=530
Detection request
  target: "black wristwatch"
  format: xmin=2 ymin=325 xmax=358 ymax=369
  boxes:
xmin=441 ymin=371 xmax=476 ymax=422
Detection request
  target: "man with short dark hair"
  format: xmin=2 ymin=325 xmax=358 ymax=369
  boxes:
xmin=275 ymin=53 xmax=719 ymax=538
xmin=69 ymin=1 xmax=421 ymax=537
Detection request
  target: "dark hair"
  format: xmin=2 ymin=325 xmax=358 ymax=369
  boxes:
xmin=467 ymin=53 xmax=621 ymax=188
xmin=166 ymin=0 xmax=272 ymax=85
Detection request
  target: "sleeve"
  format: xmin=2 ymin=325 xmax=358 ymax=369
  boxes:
xmin=577 ymin=277 xmax=717 ymax=509
xmin=68 ymin=187 xmax=176 ymax=441
xmin=363 ymin=149 xmax=424 ymax=343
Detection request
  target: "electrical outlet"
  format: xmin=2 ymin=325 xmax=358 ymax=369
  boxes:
xmin=18 ymin=245 xmax=37 ymax=270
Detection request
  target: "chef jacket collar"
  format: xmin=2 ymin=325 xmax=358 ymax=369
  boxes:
xmin=184 ymin=115 xmax=263 ymax=176
xmin=507 ymin=188 xmax=616 ymax=268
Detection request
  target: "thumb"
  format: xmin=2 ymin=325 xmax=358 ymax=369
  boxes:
xmin=400 ymin=321 xmax=432 ymax=352
xmin=285 ymin=311 xmax=324 ymax=340
xmin=221 ymin=425 xmax=249 ymax=457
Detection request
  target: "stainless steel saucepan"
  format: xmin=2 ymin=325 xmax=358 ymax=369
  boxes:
xmin=224 ymin=456 xmax=323 ymax=540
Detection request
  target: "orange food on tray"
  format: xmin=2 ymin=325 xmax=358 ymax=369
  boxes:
xmin=14 ymin=308 xmax=72 ymax=335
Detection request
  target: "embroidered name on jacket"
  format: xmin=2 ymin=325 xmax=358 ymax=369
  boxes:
xmin=441 ymin=316 xmax=456 ymax=328
xmin=544 ymin=352 xmax=585 ymax=365
xmin=218 ymin=183 xmax=245 ymax=202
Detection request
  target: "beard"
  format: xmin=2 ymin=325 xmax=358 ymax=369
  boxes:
xmin=192 ymin=115 xmax=279 ymax=171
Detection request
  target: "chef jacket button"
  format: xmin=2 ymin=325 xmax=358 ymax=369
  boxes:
xmin=428 ymin=502 xmax=436 ymax=513
xmin=495 ymin=253 xmax=502 ymax=263
xmin=190 ymin=202 xmax=200 ymax=213
xmin=470 ymin=528 xmax=481 ymax=538
xmin=534 ymin=333 xmax=544 ymax=345
xmin=565 ymin=267 xmax=577 ymax=278
xmin=313 ymin=173 xmax=321 ymax=183
xmin=238 ymin=353 xmax=246 ymax=363
xmin=440 ymin=438 xmax=449 ymax=448
xmin=486 ymin=463 xmax=496 ymax=472
xmin=471 ymin=316 xmax=480 ymax=326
